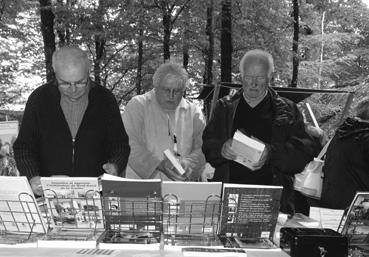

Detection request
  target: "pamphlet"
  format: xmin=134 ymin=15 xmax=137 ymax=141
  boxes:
xmin=40 ymin=177 xmax=102 ymax=229
xmin=219 ymin=183 xmax=282 ymax=248
xmin=231 ymin=130 xmax=265 ymax=171
xmin=163 ymin=149 xmax=185 ymax=175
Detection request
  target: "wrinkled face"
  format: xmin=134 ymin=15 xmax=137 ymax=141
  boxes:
xmin=241 ymin=62 xmax=270 ymax=100
xmin=155 ymin=74 xmax=185 ymax=110
xmin=55 ymin=63 xmax=89 ymax=102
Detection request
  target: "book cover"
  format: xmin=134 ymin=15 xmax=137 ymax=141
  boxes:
xmin=162 ymin=181 xmax=222 ymax=236
xmin=0 ymin=176 xmax=47 ymax=245
xmin=163 ymin=149 xmax=185 ymax=175
xmin=100 ymin=175 xmax=162 ymax=247
xmin=40 ymin=177 xmax=103 ymax=229
xmin=231 ymin=130 xmax=265 ymax=170
xmin=219 ymin=184 xmax=282 ymax=241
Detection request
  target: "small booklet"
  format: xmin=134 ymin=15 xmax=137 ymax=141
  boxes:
xmin=231 ymin=130 xmax=265 ymax=171
xmin=164 ymin=149 xmax=186 ymax=175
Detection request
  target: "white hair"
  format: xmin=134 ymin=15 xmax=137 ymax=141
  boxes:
xmin=152 ymin=62 xmax=188 ymax=89
xmin=239 ymin=49 xmax=274 ymax=78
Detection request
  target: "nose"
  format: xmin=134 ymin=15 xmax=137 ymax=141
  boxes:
xmin=70 ymin=84 xmax=77 ymax=93
xmin=169 ymin=89 xmax=175 ymax=99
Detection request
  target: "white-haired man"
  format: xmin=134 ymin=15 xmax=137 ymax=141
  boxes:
xmin=202 ymin=49 xmax=318 ymax=214
xmin=123 ymin=62 xmax=206 ymax=181
xmin=14 ymin=46 xmax=130 ymax=195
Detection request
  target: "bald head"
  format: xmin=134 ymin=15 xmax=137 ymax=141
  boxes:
xmin=52 ymin=46 xmax=91 ymax=82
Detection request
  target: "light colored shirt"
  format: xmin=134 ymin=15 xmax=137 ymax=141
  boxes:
xmin=122 ymin=89 xmax=206 ymax=180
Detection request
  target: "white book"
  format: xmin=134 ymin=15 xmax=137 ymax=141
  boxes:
xmin=164 ymin=149 xmax=186 ymax=175
xmin=0 ymin=176 xmax=47 ymax=235
xmin=231 ymin=130 xmax=265 ymax=171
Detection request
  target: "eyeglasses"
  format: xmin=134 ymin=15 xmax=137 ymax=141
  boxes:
xmin=157 ymin=87 xmax=184 ymax=96
xmin=57 ymin=79 xmax=89 ymax=89
xmin=242 ymin=75 xmax=268 ymax=85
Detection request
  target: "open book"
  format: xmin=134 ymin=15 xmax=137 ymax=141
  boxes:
xmin=231 ymin=130 xmax=265 ymax=171
xmin=163 ymin=149 xmax=186 ymax=175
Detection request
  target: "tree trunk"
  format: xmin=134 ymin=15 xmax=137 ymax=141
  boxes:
xmin=39 ymin=0 xmax=56 ymax=82
xmin=220 ymin=0 xmax=232 ymax=97
xmin=136 ymin=27 xmax=143 ymax=95
xmin=203 ymin=0 xmax=214 ymax=119
xmin=182 ymin=6 xmax=190 ymax=69
xmin=163 ymin=10 xmax=171 ymax=61
xmin=94 ymin=0 xmax=105 ymax=86
xmin=318 ymin=11 xmax=325 ymax=89
xmin=291 ymin=0 xmax=299 ymax=88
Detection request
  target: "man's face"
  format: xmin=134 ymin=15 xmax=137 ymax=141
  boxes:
xmin=55 ymin=65 xmax=89 ymax=102
xmin=241 ymin=62 xmax=270 ymax=100
xmin=155 ymin=74 xmax=185 ymax=110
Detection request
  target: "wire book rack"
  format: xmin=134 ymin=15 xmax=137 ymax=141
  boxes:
xmin=41 ymin=189 xmax=104 ymax=241
xmin=0 ymin=192 xmax=46 ymax=244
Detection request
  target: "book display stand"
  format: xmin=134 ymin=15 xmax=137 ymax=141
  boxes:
xmin=0 ymin=192 xmax=46 ymax=245
xmin=38 ymin=189 xmax=103 ymax=247
xmin=163 ymin=193 xmax=222 ymax=247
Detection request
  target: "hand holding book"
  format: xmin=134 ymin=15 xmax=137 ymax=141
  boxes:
xmin=157 ymin=153 xmax=190 ymax=181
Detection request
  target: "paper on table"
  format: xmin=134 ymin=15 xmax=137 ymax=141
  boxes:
xmin=309 ymin=207 xmax=345 ymax=231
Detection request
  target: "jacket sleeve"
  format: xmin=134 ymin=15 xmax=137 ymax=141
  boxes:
xmin=180 ymin=106 xmax=206 ymax=180
xmin=122 ymin=97 xmax=161 ymax=179
xmin=106 ymin=93 xmax=130 ymax=177
xmin=270 ymin=103 xmax=320 ymax=175
xmin=13 ymin=93 xmax=41 ymax=180
xmin=202 ymin=100 xmax=229 ymax=168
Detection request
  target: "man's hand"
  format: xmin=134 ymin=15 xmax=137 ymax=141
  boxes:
xmin=103 ymin=163 xmax=118 ymax=176
xmin=157 ymin=159 xmax=187 ymax=181
xmin=221 ymin=139 xmax=237 ymax=160
xmin=29 ymin=176 xmax=43 ymax=196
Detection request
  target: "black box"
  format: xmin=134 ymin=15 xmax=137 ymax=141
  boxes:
xmin=280 ymin=227 xmax=348 ymax=257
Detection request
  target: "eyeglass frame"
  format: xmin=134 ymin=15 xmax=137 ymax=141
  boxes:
xmin=56 ymin=76 xmax=89 ymax=89
xmin=241 ymin=75 xmax=269 ymax=85
xmin=156 ymin=86 xmax=185 ymax=97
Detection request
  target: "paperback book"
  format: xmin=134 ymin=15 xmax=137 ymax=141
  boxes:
xmin=0 ymin=176 xmax=47 ymax=246
xmin=231 ymin=130 xmax=265 ymax=171
xmin=219 ymin=183 xmax=282 ymax=249
xmin=163 ymin=149 xmax=185 ymax=175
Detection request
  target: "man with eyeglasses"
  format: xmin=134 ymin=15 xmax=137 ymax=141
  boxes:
xmin=14 ymin=46 xmax=130 ymax=195
xmin=202 ymin=49 xmax=318 ymax=215
xmin=122 ymin=62 xmax=206 ymax=181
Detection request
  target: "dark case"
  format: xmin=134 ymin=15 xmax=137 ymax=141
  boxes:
xmin=280 ymin=227 xmax=348 ymax=257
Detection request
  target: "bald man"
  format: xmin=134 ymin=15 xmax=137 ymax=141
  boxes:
xmin=202 ymin=49 xmax=319 ymax=215
xmin=14 ymin=46 xmax=130 ymax=195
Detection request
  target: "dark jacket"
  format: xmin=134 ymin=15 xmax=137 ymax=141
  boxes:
xmin=202 ymin=88 xmax=318 ymax=214
xmin=321 ymin=117 xmax=369 ymax=209
xmin=14 ymin=81 xmax=130 ymax=179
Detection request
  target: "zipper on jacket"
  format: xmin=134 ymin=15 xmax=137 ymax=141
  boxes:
xmin=72 ymin=138 xmax=75 ymax=168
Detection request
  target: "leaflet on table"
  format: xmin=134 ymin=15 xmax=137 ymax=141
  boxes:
xmin=219 ymin=183 xmax=282 ymax=248
xmin=0 ymin=176 xmax=47 ymax=236
xmin=231 ymin=130 xmax=265 ymax=171
xmin=40 ymin=177 xmax=103 ymax=229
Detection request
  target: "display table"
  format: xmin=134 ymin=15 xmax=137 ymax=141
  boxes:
xmin=0 ymin=247 xmax=290 ymax=257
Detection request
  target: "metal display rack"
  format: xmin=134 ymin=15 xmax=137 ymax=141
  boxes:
xmin=162 ymin=194 xmax=222 ymax=247
xmin=41 ymin=189 xmax=103 ymax=242
xmin=99 ymin=194 xmax=163 ymax=245
xmin=0 ymin=192 xmax=46 ymax=244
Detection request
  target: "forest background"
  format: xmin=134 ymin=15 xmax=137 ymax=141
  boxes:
xmin=1 ymin=0 xmax=369 ymax=134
